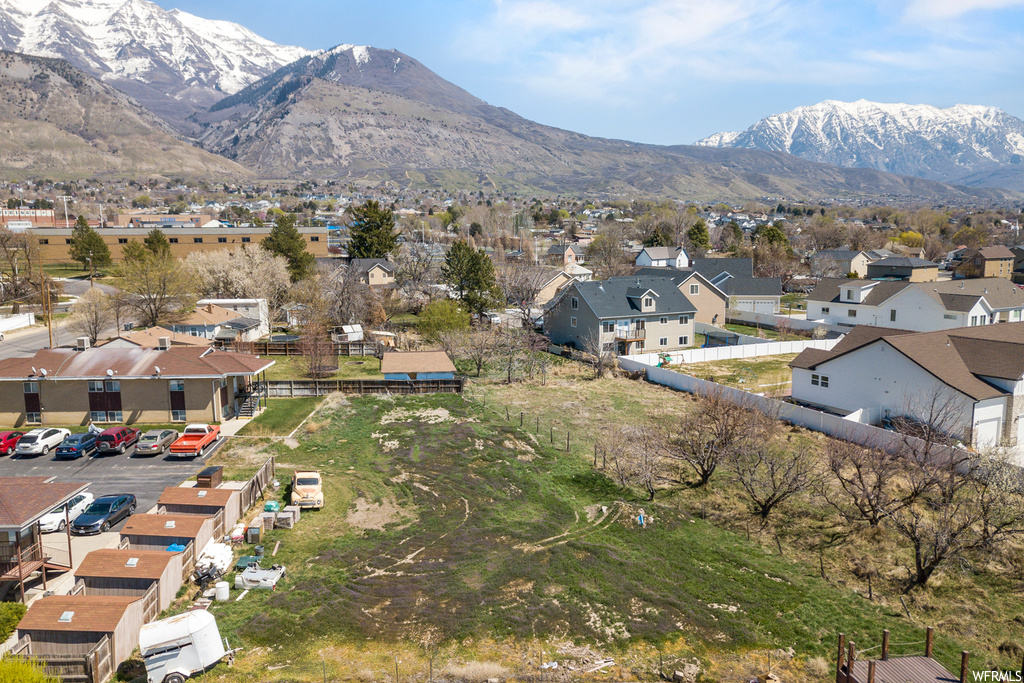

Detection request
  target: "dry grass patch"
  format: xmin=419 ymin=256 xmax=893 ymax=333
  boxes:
xmin=443 ymin=661 xmax=510 ymax=682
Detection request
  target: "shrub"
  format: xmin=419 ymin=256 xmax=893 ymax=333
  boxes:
xmin=0 ymin=603 xmax=26 ymax=641
xmin=0 ymin=657 xmax=60 ymax=683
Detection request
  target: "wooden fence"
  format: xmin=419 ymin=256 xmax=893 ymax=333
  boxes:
xmin=266 ymin=378 xmax=465 ymax=398
xmin=9 ymin=634 xmax=113 ymax=683
xmin=180 ymin=541 xmax=195 ymax=583
xmin=240 ymin=456 xmax=277 ymax=514
xmin=232 ymin=340 xmax=380 ymax=357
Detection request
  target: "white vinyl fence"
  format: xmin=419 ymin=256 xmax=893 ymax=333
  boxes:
xmin=726 ymin=309 xmax=848 ymax=336
xmin=623 ymin=337 xmax=840 ymax=367
xmin=0 ymin=313 xmax=35 ymax=336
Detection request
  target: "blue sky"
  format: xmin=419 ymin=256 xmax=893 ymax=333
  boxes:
xmin=157 ymin=0 xmax=1024 ymax=146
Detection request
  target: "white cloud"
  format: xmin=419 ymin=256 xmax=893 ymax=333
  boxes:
xmin=904 ymin=0 xmax=1024 ymax=21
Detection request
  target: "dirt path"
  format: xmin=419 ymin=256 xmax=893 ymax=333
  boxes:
xmin=516 ymin=502 xmax=626 ymax=553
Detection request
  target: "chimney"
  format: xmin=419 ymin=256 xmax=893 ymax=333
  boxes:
xmin=206 ymin=304 xmax=214 ymax=313
xmin=76 ymin=337 xmax=90 ymax=351
xmin=158 ymin=337 xmax=171 ymax=350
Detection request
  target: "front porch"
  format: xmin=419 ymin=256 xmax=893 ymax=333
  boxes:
xmin=0 ymin=531 xmax=74 ymax=602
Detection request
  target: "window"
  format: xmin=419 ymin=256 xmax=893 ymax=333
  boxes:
xmin=811 ymin=374 xmax=829 ymax=388
xmin=660 ymin=317 xmax=668 ymax=325
xmin=678 ymin=315 xmax=689 ymax=324
xmin=571 ymin=297 xmax=578 ymax=310
xmin=105 ymin=380 xmax=120 ymax=392
xmin=821 ymin=307 xmax=830 ymax=314
xmin=636 ymin=340 xmax=645 ymax=351
xmin=890 ymin=309 xmax=897 ymax=322
xmin=193 ymin=237 xmax=203 ymax=243
xmin=310 ymin=236 xmax=319 ymax=242
xmin=65 ymin=239 xmax=72 ymax=245
xmin=601 ymin=321 xmax=615 ymax=333
xmin=690 ymin=284 xmax=699 ymax=295
xmin=845 ymin=290 xmax=852 ymax=300
xmin=970 ymin=315 xmax=978 ymax=326
xmin=118 ymin=238 xmax=128 ymax=244
xmin=169 ymin=238 xmax=179 ymax=244
xmin=570 ymin=316 xmax=577 ymax=328
xmin=90 ymin=411 xmax=105 ymax=422
xmin=23 ymin=382 xmax=38 ymax=394
xmin=644 ymin=297 xmax=654 ymax=308
xmin=659 ymin=337 xmax=668 ymax=346
xmin=943 ymin=314 xmax=957 ymax=320
xmin=171 ymin=410 xmax=187 ymax=422
xmin=38 ymin=238 xmax=48 ymax=245
xmin=218 ymin=237 xmax=227 ymax=243
xmin=88 ymin=380 xmax=104 ymax=392
xmin=679 ymin=336 xmax=688 ymax=345
xmin=26 ymin=412 xmax=40 ymax=424
xmin=169 ymin=380 xmax=185 ymax=392
xmin=106 ymin=411 xmax=122 ymax=423
xmin=848 ymin=309 xmax=857 ymax=318
xmin=241 ymin=237 xmax=250 ymax=243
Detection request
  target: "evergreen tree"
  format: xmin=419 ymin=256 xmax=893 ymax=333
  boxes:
xmin=754 ymin=222 xmax=789 ymax=247
xmin=441 ymin=239 xmax=501 ymax=315
xmin=347 ymin=200 xmax=400 ymax=259
xmin=643 ymin=224 xmax=674 ymax=247
xmin=68 ymin=216 xmax=111 ymax=271
xmin=686 ymin=219 xmax=711 ymax=251
xmin=262 ymin=214 xmax=315 ymax=282
xmin=143 ymin=228 xmax=171 ymax=258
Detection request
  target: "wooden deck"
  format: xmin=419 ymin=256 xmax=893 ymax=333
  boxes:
xmin=845 ymin=657 xmax=960 ymax=683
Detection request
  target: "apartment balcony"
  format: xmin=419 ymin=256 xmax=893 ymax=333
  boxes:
xmin=615 ymin=328 xmax=646 ymax=342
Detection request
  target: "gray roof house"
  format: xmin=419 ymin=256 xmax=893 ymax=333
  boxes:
xmin=349 ymin=258 xmax=396 ymax=288
xmin=689 ymin=258 xmax=783 ymax=313
xmin=545 ymin=277 xmax=697 ymax=355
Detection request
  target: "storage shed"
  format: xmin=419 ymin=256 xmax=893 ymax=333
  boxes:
xmin=157 ymin=485 xmax=242 ymax=529
xmin=120 ymin=514 xmax=215 ymax=554
xmin=17 ymin=594 xmax=145 ymax=664
xmin=381 ymin=351 xmax=456 ymax=380
xmin=74 ymin=548 xmax=184 ymax=612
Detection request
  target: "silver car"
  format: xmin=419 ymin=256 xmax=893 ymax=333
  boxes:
xmin=15 ymin=428 xmax=71 ymax=457
xmin=134 ymin=429 xmax=179 ymax=456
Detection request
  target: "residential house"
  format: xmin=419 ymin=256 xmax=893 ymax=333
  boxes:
xmin=865 ymin=257 xmax=939 ymax=282
xmin=16 ymin=595 xmax=146 ymax=664
xmin=545 ymin=277 xmax=697 ymax=355
xmin=546 ymin=244 xmax=585 ymax=267
xmin=0 ymin=477 xmax=86 ymax=602
xmin=809 ymin=249 xmax=870 ymax=278
xmin=1010 ymin=245 xmax=1024 ymax=275
xmin=635 ymin=246 xmax=689 ymax=269
xmin=74 ymin=548 xmax=184 ymax=612
xmin=790 ymin=323 xmax=1024 ymax=453
xmin=0 ymin=345 xmax=274 ymax=426
xmin=634 ymin=267 xmax=728 ymax=325
xmin=689 ymin=258 xmax=783 ymax=314
xmin=196 ymin=299 xmax=271 ymax=337
xmin=168 ymin=304 xmax=240 ymax=340
xmin=99 ymin=327 xmax=211 ymax=349
xmin=349 ymin=258 xmax=396 ymax=289
xmin=807 ymin=277 xmax=1024 ymax=330
xmin=955 ymin=246 xmax=1015 ymax=279
xmin=380 ymin=352 xmax=456 ymax=380
xmin=536 ymin=264 xmax=593 ymax=308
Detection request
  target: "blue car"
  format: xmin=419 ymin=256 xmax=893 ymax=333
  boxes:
xmin=55 ymin=432 xmax=99 ymax=459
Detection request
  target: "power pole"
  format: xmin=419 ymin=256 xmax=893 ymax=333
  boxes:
xmin=88 ymin=251 xmax=94 ymax=288
xmin=40 ymin=272 xmax=53 ymax=349
xmin=58 ymin=195 xmax=72 ymax=228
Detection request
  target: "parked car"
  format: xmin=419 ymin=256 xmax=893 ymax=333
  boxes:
xmin=39 ymin=492 xmax=93 ymax=533
xmin=96 ymin=426 xmax=141 ymax=454
xmin=134 ymin=429 xmax=179 ymax=456
xmin=55 ymin=432 xmax=99 ymax=459
xmin=15 ymin=428 xmax=71 ymax=457
xmin=71 ymin=493 xmax=136 ymax=534
xmin=290 ymin=470 xmax=324 ymax=509
xmin=0 ymin=431 xmax=24 ymax=455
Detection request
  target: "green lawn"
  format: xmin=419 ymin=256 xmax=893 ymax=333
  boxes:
xmin=261 ymin=355 xmax=382 ymax=381
xmin=195 ymin=393 xmax=975 ymax=682
xmin=235 ymin=397 xmax=323 ymax=436
xmin=725 ymin=322 xmax=804 ymax=341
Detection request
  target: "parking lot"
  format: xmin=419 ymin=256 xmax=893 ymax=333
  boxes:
xmin=0 ymin=438 xmax=228 ymax=529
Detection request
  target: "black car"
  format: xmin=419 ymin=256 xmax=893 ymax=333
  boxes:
xmin=71 ymin=494 xmax=136 ymax=535
xmin=55 ymin=432 xmax=99 ymax=459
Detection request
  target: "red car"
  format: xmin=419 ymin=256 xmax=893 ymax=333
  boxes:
xmin=0 ymin=432 xmax=24 ymax=456
xmin=96 ymin=426 xmax=141 ymax=455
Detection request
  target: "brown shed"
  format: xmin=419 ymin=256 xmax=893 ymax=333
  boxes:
xmin=119 ymin=514 xmax=215 ymax=553
xmin=74 ymin=548 xmax=183 ymax=612
xmin=157 ymin=486 xmax=241 ymax=529
xmin=17 ymin=594 xmax=145 ymax=664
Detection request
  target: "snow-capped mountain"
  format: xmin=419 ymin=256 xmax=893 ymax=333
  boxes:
xmin=0 ymin=0 xmax=311 ymax=129
xmin=695 ymin=99 xmax=1024 ymax=190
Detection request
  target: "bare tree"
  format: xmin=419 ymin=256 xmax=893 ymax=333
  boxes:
xmin=118 ymin=249 xmax=193 ymax=327
xmin=580 ymin=327 xmax=616 ymax=379
xmin=292 ymin=279 xmax=334 ymax=378
xmin=393 ymin=241 xmax=439 ymax=305
xmin=662 ymin=386 xmax=750 ymax=487
xmin=496 ymin=262 xmax=551 ymax=327
xmin=0 ymin=226 xmax=38 ymax=311
xmin=316 ymin=262 xmax=374 ymax=326
xmin=66 ymin=288 xmax=110 ymax=344
xmin=602 ymin=425 xmax=664 ymax=501
xmin=461 ymin=328 xmax=498 ymax=377
xmin=729 ymin=414 xmax=819 ymax=520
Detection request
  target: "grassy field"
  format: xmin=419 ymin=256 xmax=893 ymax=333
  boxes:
xmin=262 ymin=355 xmax=383 ymax=381
xmin=674 ymin=354 xmax=799 ymax=395
xmin=188 ymin=390 xmax=1006 ymax=683
xmin=235 ymin=397 xmax=324 ymax=436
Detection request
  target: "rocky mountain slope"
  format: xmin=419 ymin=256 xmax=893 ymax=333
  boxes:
xmin=695 ymin=99 xmax=1024 ymax=191
xmin=195 ymin=47 xmax=1015 ymax=201
xmin=0 ymin=0 xmax=310 ymax=130
xmin=0 ymin=50 xmax=248 ymax=179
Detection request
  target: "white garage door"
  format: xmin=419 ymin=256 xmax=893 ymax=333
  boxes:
xmin=975 ymin=418 xmax=1001 ymax=449
xmin=753 ymin=300 xmax=775 ymax=314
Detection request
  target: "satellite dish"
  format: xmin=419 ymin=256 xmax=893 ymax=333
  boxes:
xmin=106 ymin=369 xmax=114 ymax=377
xmin=154 ymin=366 xmax=161 ymax=374
xmin=40 ymin=368 xmax=47 ymax=376
xmin=30 ymin=367 xmax=36 ymax=375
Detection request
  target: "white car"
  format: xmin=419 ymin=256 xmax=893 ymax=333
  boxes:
xmin=15 ymin=428 xmax=71 ymax=457
xmin=38 ymin=492 xmax=93 ymax=533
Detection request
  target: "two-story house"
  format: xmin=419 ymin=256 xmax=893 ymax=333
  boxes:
xmin=809 ymin=249 xmax=871 ymax=278
xmin=547 ymin=244 xmax=585 ymax=267
xmin=545 ymin=277 xmax=696 ymax=355
xmin=865 ymin=257 xmax=939 ymax=282
xmin=689 ymin=258 xmax=783 ymax=314
xmin=955 ymin=246 xmax=1015 ymax=279
xmin=806 ymin=277 xmax=1024 ymax=330
xmin=634 ymin=267 xmax=728 ymax=325
xmin=635 ymin=246 xmax=689 ymax=269
xmin=349 ymin=258 xmax=396 ymax=288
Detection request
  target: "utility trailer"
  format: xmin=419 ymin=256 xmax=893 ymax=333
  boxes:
xmin=140 ymin=610 xmax=237 ymax=683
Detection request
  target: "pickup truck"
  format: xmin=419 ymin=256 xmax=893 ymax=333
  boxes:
xmin=169 ymin=424 xmax=220 ymax=457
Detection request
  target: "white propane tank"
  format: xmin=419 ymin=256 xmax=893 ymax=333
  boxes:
xmin=215 ymin=581 xmax=230 ymax=602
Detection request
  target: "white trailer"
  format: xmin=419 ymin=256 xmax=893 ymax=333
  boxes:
xmin=140 ymin=610 xmax=235 ymax=683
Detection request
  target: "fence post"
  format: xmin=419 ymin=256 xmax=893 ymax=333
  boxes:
xmin=520 ymin=412 xmax=524 ymax=427
xmin=566 ymin=432 xmax=570 ymax=453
